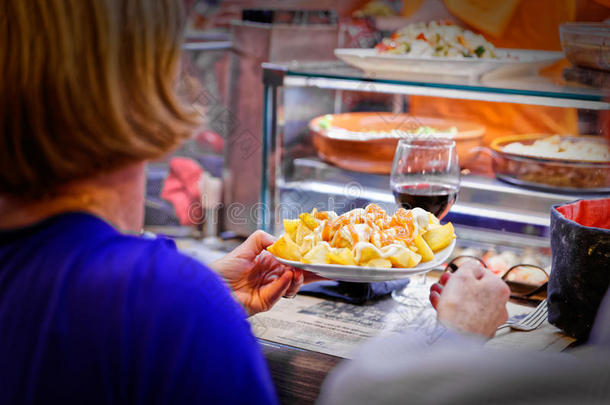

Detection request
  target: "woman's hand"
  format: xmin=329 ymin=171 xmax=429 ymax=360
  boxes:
xmin=429 ymin=260 xmax=510 ymax=338
xmin=211 ymin=230 xmax=310 ymax=316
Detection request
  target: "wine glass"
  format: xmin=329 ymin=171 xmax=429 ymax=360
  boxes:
xmin=390 ymin=137 xmax=460 ymax=307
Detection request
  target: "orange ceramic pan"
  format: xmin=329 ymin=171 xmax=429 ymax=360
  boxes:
xmin=310 ymin=112 xmax=485 ymax=174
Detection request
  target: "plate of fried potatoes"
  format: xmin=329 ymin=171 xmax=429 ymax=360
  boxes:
xmin=266 ymin=204 xmax=456 ymax=282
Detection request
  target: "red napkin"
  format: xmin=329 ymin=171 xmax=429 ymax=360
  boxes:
xmin=556 ymin=198 xmax=610 ymax=230
xmin=161 ymin=157 xmax=204 ymax=226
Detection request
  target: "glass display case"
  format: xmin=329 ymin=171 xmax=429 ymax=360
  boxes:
xmin=259 ymin=61 xmax=609 ymax=269
xmin=144 ymin=39 xmax=231 ymax=234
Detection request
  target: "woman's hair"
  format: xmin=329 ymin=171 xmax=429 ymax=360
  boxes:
xmin=0 ymin=0 xmax=199 ymax=196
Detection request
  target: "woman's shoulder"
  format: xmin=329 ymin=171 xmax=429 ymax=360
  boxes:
xmin=92 ymin=231 xmax=240 ymax=316
xmin=1 ymin=211 xmax=247 ymax=326
xmin=39 ymin=212 xmax=246 ymax=322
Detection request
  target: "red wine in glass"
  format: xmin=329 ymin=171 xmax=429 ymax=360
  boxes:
xmin=392 ymin=182 xmax=457 ymax=219
xmin=390 ymin=138 xmax=459 ymax=307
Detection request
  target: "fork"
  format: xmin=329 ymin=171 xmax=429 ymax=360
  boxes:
xmin=497 ymin=299 xmax=548 ymax=331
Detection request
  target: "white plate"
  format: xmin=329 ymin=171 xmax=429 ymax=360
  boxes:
xmin=272 ymin=239 xmax=456 ymax=283
xmin=334 ymin=48 xmax=563 ymax=78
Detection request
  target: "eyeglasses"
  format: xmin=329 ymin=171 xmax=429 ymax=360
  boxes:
xmin=444 ymin=256 xmax=549 ymax=301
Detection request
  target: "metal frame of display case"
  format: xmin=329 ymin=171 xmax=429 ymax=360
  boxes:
xmin=260 ymin=61 xmax=610 ymax=239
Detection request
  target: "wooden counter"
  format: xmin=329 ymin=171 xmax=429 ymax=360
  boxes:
xmin=260 ymin=340 xmax=341 ymax=405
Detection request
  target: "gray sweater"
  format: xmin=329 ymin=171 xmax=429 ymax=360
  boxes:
xmin=318 ymin=292 xmax=610 ymax=405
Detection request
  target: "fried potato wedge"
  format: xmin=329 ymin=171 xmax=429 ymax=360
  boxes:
xmin=364 ymin=258 xmax=392 ymax=268
xmin=327 ymin=248 xmax=356 ymax=266
xmin=295 ymin=222 xmax=313 ymax=246
xmin=412 ymin=235 xmax=434 ymax=262
xmin=353 ymin=242 xmax=382 ymax=265
xmin=283 ymin=219 xmax=300 ymax=241
xmin=330 ymin=230 xmax=351 ymax=249
xmin=299 ymin=212 xmax=319 ymax=231
xmin=267 ymin=234 xmax=302 ymax=262
xmin=382 ymin=245 xmax=422 ymax=268
xmin=300 ymin=233 xmax=319 ymax=255
xmin=422 ymin=222 xmax=455 ymax=252
xmin=303 ymin=242 xmax=331 ymax=264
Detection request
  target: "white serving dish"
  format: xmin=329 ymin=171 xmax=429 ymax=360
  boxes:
xmin=334 ymin=48 xmax=563 ymax=78
xmin=272 ymin=239 xmax=456 ymax=283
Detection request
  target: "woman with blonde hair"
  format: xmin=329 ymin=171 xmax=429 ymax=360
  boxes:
xmin=0 ymin=1 xmax=307 ymax=403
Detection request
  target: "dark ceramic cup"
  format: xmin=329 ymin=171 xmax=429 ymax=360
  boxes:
xmin=548 ymin=198 xmax=610 ymax=341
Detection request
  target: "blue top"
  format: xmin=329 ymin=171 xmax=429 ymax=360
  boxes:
xmin=0 ymin=212 xmax=278 ymax=405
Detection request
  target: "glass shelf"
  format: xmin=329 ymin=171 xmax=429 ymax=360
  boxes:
xmin=274 ymin=156 xmax=599 ymax=237
xmin=181 ymin=41 xmax=232 ymax=51
xmin=263 ymin=61 xmax=610 ymax=110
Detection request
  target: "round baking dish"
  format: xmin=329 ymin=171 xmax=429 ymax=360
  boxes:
xmin=310 ymin=112 xmax=485 ymax=174
xmin=490 ymin=134 xmax=610 ymax=193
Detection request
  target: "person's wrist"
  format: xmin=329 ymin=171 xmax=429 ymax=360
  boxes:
xmin=437 ymin=301 xmax=495 ymax=339
xmin=436 ymin=317 xmax=492 ymax=342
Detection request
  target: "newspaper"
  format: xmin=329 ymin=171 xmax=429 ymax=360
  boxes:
xmin=252 ymin=294 xmax=443 ymax=359
xmin=250 ymin=295 xmax=575 ymax=359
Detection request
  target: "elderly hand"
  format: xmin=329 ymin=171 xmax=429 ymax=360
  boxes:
xmin=212 ymin=230 xmax=315 ymax=316
xmin=429 ymin=260 xmax=510 ymax=338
